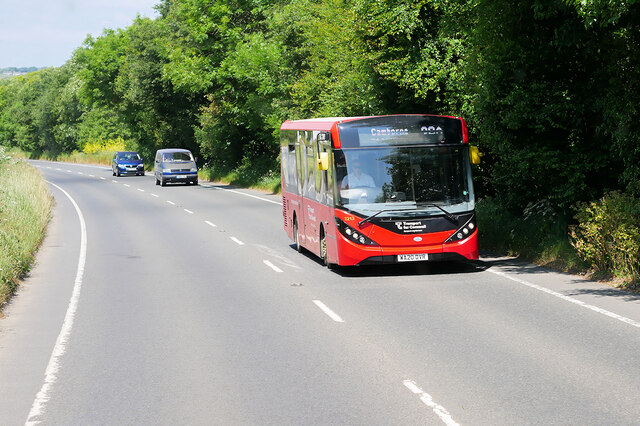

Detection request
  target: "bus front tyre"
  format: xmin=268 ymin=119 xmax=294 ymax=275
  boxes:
xmin=293 ymin=220 xmax=302 ymax=253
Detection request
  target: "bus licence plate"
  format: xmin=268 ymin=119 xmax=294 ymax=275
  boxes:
xmin=398 ymin=253 xmax=429 ymax=262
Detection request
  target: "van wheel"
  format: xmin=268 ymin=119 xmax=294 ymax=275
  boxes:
xmin=155 ymin=176 xmax=159 ymax=185
xmin=161 ymin=178 xmax=166 ymax=187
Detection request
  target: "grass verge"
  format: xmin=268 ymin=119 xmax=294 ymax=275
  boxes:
xmin=0 ymin=149 xmax=53 ymax=310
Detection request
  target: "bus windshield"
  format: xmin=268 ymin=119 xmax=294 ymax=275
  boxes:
xmin=335 ymin=146 xmax=474 ymax=217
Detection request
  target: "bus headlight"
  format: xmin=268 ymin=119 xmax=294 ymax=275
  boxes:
xmin=335 ymin=217 xmax=379 ymax=246
xmin=445 ymin=216 xmax=477 ymax=243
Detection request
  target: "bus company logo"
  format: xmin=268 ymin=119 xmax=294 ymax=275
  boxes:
xmin=395 ymin=221 xmax=427 ymax=233
xmin=370 ymin=127 xmax=408 ymax=137
xmin=421 ymin=125 xmax=443 ymax=135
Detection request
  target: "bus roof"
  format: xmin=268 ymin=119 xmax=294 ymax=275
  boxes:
xmin=280 ymin=115 xmax=468 ymax=147
xmin=280 ymin=116 xmax=373 ymax=131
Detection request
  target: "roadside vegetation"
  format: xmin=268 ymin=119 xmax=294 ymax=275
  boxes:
xmin=0 ymin=0 xmax=638 ymax=288
xmin=0 ymin=147 xmax=53 ymax=308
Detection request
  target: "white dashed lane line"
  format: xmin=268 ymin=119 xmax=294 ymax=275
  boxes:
xmin=137 ymin=188 xmax=144 ymax=192
xmin=167 ymin=200 xmax=175 ymax=205
xmin=184 ymin=209 xmax=194 ymax=214
xmin=403 ymin=380 xmax=459 ymax=426
xmin=205 ymin=220 xmax=217 ymax=228
xmin=230 ymin=237 xmax=245 ymax=246
xmin=312 ymin=300 xmax=344 ymax=323
xmin=263 ymin=260 xmax=283 ymax=273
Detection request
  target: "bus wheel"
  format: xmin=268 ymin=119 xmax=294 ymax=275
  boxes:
xmin=321 ymin=230 xmax=334 ymax=269
xmin=293 ymin=219 xmax=302 ymax=253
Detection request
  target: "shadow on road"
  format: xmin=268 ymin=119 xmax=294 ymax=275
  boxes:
xmin=290 ymin=244 xmax=487 ymax=278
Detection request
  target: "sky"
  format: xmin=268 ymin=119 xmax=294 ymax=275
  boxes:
xmin=0 ymin=0 xmax=160 ymax=68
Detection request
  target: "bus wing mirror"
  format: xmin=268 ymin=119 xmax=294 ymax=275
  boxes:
xmin=317 ymin=152 xmax=329 ymax=170
xmin=469 ymin=146 xmax=482 ymax=164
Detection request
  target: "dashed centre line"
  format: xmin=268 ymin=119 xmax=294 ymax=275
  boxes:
xmin=184 ymin=209 xmax=194 ymax=214
xmin=263 ymin=260 xmax=283 ymax=273
xmin=167 ymin=200 xmax=175 ymax=205
xmin=403 ymin=380 xmax=459 ymax=426
xmin=137 ymin=188 xmax=145 ymax=192
xmin=312 ymin=300 xmax=344 ymax=323
xmin=205 ymin=220 xmax=217 ymax=228
xmin=230 ymin=237 xmax=245 ymax=246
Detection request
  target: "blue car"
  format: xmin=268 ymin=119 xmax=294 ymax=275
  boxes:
xmin=112 ymin=151 xmax=145 ymax=176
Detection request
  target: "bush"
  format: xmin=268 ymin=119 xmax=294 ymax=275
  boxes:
xmin=571 ymin=192 xmax=640 ymax=285
xmin=476 ymin=196 xmax=585 ymax=271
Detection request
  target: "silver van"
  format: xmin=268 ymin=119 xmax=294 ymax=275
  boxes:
xmin=154 ymin=148 xmax=198 ymax=186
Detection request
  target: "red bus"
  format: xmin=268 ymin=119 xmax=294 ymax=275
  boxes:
xmin=280 ymin=115 xmax=480 ymax=267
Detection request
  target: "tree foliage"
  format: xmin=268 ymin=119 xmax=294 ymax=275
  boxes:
xmin=0 ymin=0 xmax=638 ymax=215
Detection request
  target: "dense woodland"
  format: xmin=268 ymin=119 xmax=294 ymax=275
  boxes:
xmin=0 ymin=0 xmax=638 ymax=280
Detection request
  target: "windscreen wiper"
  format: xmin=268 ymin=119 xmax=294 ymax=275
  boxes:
xmin=358 ymin=208 xmax=415 ymax=227
xmin=417 ymin=203 xmax=458 ymax=223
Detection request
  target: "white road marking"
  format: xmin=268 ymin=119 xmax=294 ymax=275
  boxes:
xmin=312 ymin=300 xmax=344 ymax=323
xmin=151 ymin=193 xmax=159 ymax=197
xmin=184 ymin=209 xmax=194 ymax=214
xmin=263 ymin=260 xmax=283 ymax=273
xmin=66 ymin=170 xmax=72 ymax=173
xmin=137 ymin=188 xmax=144 ymax=192
xmin=88 ymin=174 xmax=94 ymax=177
xmin=488 ymin=269 xmax=640 ymax=328
xmin=208 ymin=185 xmax=282 ymax=205
xmin=205 ymin=220 xmax=217 ymax=228
xmin=77 ymin=172 xmax=83 ymax=175
xmin=112 ymin=180 xmax=118 ymax=183
xmin=230 ymin=237 xmax=245 ymax=246
xmin=167 ymin=201 xmax=175 ymax=205
xmin=124 ymin=184 xmax=130 ymax=187
xmin=100 ymin=177 xmax=105 ymax=180
xmin=403 ymin=380 xmax=459 ymax=426
xmin=28 ymin=182 xmax=88 ymax=425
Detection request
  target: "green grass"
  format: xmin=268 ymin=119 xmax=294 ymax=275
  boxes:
xmin=0 ymin=149 xmax=53 ymax=308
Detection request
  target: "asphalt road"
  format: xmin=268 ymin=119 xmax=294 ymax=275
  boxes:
xmin=1 ymin=160 xmax=640 ymax=425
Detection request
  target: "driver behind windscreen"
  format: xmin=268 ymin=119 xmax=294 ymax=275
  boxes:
xmin=341 ymin=160 xmax=375 ymax=189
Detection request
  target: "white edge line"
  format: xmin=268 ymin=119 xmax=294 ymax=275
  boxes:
xmin=487 ymin=269 xmax=640 ymax=328
xmin=208 ymin=185 xmax=282 ymax=205
xmin=403 ymin=380 xmax=459 ymax=426
xmin=230 ymin=237 xmax=245 ymax=246
xmin=263 ymin=260 xmax=283 ymax=273
xmin=27 ymin=182 xmax=88 ymax=424
xmin=312 ymin=300 xmax=344 ymax=323
xmin=205 ymin=220 xmax=217 ymax=228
